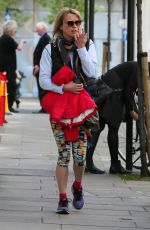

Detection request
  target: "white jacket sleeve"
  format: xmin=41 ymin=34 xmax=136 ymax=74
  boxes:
xmin=39 ymin=44 xmax=64 ymax=94
xmin=77 ymin=39 xmax=98 ymax=78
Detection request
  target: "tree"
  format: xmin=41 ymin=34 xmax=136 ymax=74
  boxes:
xmin=37 ymin=0 xmax=85 ymax=24
xmin=137 ymin=0 xmax=150 ymax=176
xmin=0 ymin=0 xmax=18 ymax=20
xmin=0 ymin=0 xmax=29 ymax=27
xmin=37 ymin=0 xmax=102 ymax=24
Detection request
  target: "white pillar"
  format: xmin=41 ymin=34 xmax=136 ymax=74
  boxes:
xmin=142 ymin=0 xmax=150 ymax=59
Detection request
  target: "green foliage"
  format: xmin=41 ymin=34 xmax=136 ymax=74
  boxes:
xmin=37 ymin=0 xmax=85 ymax=24
xmin=37 ymin=0 xmax=104 ymax=24
xmin=0 ymin=0 xmax=18 ymax=20
xmin=0 ymin=0 xmax=30 ymax=27
xmin=10 ymin=10 xmax=29 ymax=27
xmin=120 ymin=173 xmax=150 ymax=181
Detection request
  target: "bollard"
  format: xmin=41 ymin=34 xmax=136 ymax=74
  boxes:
xmin=0 ymin=72 xmax=8 ymax=125
xmin=2 ymin=72 xmax=9 ymax=113
xmin=0 ymin=73 xmax=5 ymax=126
xmin=5 ymin=84 xmax=9 ymax=113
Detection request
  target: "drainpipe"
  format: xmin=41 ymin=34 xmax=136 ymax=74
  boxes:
xmin=126 ymin=0 xmax=135 ymax=171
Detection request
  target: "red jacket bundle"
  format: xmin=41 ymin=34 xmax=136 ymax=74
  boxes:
xmin=41 ymin=65 xmax=98 ymax=141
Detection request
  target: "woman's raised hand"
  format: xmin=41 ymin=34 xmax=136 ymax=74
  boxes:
xmin=74 ymin=28 xmax=88 ymax=48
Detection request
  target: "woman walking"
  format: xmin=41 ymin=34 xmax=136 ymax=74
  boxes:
xmin=39 ymin=8 xmax=98 ymax=214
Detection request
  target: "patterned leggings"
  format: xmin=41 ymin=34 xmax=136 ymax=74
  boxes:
xmin=51 ymin=122 xmax=87 ymax=167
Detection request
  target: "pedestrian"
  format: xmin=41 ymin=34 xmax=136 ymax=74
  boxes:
xmin=39 ymin=8 xmax=98 ymax=214
xmin=0 ymin=20 xmax=25 ymax=113
xmin=33 ymin=21 xmax=51 ymax=113
xmin=86 ymin=61 xmax=139 ymax=174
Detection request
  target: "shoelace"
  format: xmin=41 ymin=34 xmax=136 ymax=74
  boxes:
xmin=74 ymin=188 xmax=83 ymax=200
xmin=59 ymin=198 xmax=72 ymax=204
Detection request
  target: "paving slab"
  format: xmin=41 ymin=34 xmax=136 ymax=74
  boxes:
xmin=0 ymin=222 xmax=61 ymax=230
xmin=0 ymin=98 xmax=150 ymax=229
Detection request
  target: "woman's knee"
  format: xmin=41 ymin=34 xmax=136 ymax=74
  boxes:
xmin=57 ymin=149 xmax=71 ymax=167
xmin=73 ymin=156 xmax=86 ymax=166
xmin=57 ymin=158 xmax=70 ymax=167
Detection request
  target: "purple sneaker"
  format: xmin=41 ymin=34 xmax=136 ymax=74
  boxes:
xmin=71 ymin=184 xmax=84 ymax=209
xmin=56 ymin=199 xmax=69 ymax=214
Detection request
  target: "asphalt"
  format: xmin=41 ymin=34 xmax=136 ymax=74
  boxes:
xmin=0 ymin=97 xmax=150 ymax=230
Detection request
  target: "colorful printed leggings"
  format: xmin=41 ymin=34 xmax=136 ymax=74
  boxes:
xmin=51 ymin=122 xmax=87 ymax=167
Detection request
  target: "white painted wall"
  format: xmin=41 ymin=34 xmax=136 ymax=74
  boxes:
xmin=142 ymin=0 xmax=150 ymax=60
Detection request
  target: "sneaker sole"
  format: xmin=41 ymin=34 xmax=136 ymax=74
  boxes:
xmin=56 ymin=208 xmax=69 ymax=214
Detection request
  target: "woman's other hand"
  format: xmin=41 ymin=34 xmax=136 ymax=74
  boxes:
xmin=63 ymin=81 xmax=83 ymax=94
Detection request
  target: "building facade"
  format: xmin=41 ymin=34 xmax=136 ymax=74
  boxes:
xmin=3 ymin=0 xmax=149 ymax=97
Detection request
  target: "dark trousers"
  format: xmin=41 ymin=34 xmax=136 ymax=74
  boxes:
xmin=86 ymin=117 xmax=119 ymax=167
xmin=35 ymin=74 xmax=42 ymax=102
xmin=35 ymin=73 xmax=45 ymax=110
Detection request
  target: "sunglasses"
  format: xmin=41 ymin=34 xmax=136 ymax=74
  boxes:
xmin=64 ymin=20 xmax=82 ymax=27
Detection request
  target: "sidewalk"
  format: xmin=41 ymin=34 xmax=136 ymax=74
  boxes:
xmin=0 ymin=98 xmax=150 ymax=230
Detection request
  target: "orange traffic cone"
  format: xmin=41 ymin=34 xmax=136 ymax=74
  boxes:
xmin=2 ymin=73 xmax=9 ymax=113
xmin=5 ymin=85 xmax=9 ymax=113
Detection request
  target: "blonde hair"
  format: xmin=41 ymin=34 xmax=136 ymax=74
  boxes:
xmin=53 ymin=8 xmax=81 ymax=37
xmin=36 ymin=21 xmax=48 ymax=31
xmin=3 ymin=20 xmax=17 ymax=35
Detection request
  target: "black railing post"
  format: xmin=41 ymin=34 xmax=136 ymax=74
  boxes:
xmin=126 ymin=0 xmax=135 ymax=170
xmin=84 ymin=0 xmax=89 ymax=33
xmin=127 ymin=0 xmax=135 ymax=61
xmin=89 ymin=0 xmax=95 ymax=41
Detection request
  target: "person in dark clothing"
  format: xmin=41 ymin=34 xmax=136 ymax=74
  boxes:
xmin=33 ymin=22 xmax=51 ymax=113
xmin=0 ymin=20 xmax=25 ymax=113
xmin=86 ymin=61 xmax=139 ymax=174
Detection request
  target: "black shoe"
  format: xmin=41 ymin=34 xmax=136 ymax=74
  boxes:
xmin=109 ymin=160 xmax=131 ymax=174
xmin=85 ymin=165 xmax=105 ymax=174
xmin=71 ymin=184 xmax=84 ymax=209
xmin=9 ymin=108 xmax=19 ymax=113
xmin=38 ymin=108 xmax=46 ymax=113
xmin=16 ymin=100 xmax=20 ymax=109
xmin=33 ymin=108 xmax=46 ymax=114
xmin=56 ymin=199 xmax=69 ymax=214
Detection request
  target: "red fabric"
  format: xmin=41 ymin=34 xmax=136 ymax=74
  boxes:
xmin=0 ymin=72 xmax=7 ymax=126
xmin=41 ymin=65 xmax=97 ymax=141
xmin=64 ymin=126 xmax=79 ymax=142
xmin=51 ymin=65 xmax=75 ymax=85
xmin=59 ymin=193 xmax=67 ymax=200
xmin=0 ymin=96 xmax=5 ymax=126
xmin=42 ymin=89 xmax=97 ymax=121
xmin=73 ymin=180 xmax=82 ymax=189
